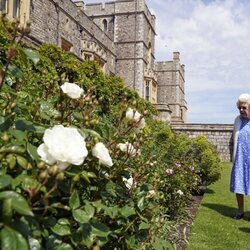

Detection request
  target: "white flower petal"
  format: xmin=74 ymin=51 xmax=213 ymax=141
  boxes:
xmin=60 ymin=82 xmax=84 ymax=99
xmin=117 ymin=142 xmax=137 ymax=157
xmin=38 ymin=125 xmax=88 ymax=170
xmin=37 ymin=143 xmax=56 ymax=165
xmin=92 ymin=142 xmax=113 ymax=167
xmin=122 ymin=176 xmax=134 ymax=189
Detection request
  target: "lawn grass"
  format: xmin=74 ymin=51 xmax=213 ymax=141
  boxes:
xmin=187 ymin=162 xmax=250 ymax=250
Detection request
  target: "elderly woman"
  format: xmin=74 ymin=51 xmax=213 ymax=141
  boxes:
xmin=230 ymin=93 xmax=250 ymax=219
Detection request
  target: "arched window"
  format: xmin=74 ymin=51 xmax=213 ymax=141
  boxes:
xmin=102 ymin=19 xmax=108 ymax=32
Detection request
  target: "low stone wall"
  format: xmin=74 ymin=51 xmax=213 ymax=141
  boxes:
xmin=171 ymin=123 xmax=234 ymax=162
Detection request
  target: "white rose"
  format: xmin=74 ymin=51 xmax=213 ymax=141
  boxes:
xmin=117 ymin=142 xmax=137 ymax=157
xmin=92 ymin=142 xmax=113 ymax=167
xmin=37 ymin=125 xmax=88 ymax=170
xmin=60 ymin=82 xmax=84 ymax=99
xmin=177 ymin=190 xmax=184 ymax=196
xmin=122 ymin=176 xmax=134 ymax=189
xmin=125 ymin=108 xmax=146 ymax=132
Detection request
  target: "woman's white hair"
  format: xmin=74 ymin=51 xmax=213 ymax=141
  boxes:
xmin=236 ymin=93 xmax=250 ymax=107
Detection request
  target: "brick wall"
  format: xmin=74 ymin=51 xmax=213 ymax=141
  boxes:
xmin=171 ymin=123 xmax=234 ymax=162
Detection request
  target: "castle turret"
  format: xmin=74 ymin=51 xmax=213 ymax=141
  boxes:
xmin=155 ymin=52 xmax=187 ymax=123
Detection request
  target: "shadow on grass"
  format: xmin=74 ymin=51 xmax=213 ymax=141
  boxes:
xmin=239 ymin=227 xmax=250 ymax=233
xmin=204 ymin=188 xmax=215 ymax=194
xmin=201 ymin=203 xmax=236 ymax=218
xmin=202 ymin=203 xmax=250 ymax=221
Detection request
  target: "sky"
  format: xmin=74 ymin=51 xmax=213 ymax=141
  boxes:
xmin=83 ymin=0 xmax=250 ymax=124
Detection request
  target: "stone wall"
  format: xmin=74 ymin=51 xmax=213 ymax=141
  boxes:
xmin=25 ymin=0 xmax=187 ymax=124
xmin=84 ymin=0 xmax=156 ymax=98
xmin=171 ymin=123 xmax=234 ymax=162
xmin=29 ymin=0 xmax=116 ymax=75
xmin=155 ymin=52 xmax=187 ymax=123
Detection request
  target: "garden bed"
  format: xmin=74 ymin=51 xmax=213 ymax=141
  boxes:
xmin=169 ymin=194 xmax=204 ymax=249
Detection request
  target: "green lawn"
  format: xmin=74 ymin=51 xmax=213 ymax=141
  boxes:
xmin=188 ymin=162 xmax=250 ymax=250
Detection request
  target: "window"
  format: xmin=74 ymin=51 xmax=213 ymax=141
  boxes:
xmin=84 ymin=53 xmax=92 ymax=61
xmin=12 ymin=0 xmax=19 ymax=17
xmin=145 ymin=81 xmax=150 ymax=101
xmin=102 ymin=19 xmax=108 ymax=32
xmin=61 ymin=38 xmax=72 ymax=52
xmin=0 ymin=0 xmax=7 ymax=12
xmin=1 ymin=0 xmax=29 ymax=25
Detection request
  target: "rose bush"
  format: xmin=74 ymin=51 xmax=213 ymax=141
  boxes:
xmin=0 ymin=16 xmax=222 ymax=250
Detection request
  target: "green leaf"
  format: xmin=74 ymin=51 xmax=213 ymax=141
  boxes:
xmin=105 ymin=181 xmax=116 ymax=197
xmin=40 ymin=101 xmax=60 ymax=120
xmin=0 ymin=175 xmax=12 ymax=189
xmin=15 ymin=120 xmax=35 ymax=131
xmin=1 ymin=226 xmax=28 ymax=250
xmin=72 ymin=112 xmax=83 ymax=121
xmin=27 ymin=143 xmax=39 ymax=161
xmin=84 ymin=202 xmax=95 ymax=218
xmin=16 ymin=155 xmax=28 ymax=169
xmin=152 ymin=237 xmax=170 ymax=250
xmin=6 ymin=154 xmax=17 ymax=169
xmin=7 ymin=64 xmax=23 ymax=78
xmin=23 ymin=48 xmax=40 ymax=65
xmin=28 ymin=238 xmax=41 ymax=250
xmin=0 ymin=116 xmax=13 ymax=132
xmin=51 ymin=219 xmax=71 ymax=236
xmin=120 ymin=205 xmax=135 ymax=217
xmin=57 ymin=218 xmax=70 ymax=225
xmin=80 ymin=171 xmax=97 ymax=183
xmin=139 ymin=222 xmax=150 ymax=230
xmin=0 ymin=191 xmax=33 ymax=216
xmin=69 ymin=190 xmax=80 ymax=210
xmin=137 ymin=197 xmax=145 ymax=209
xmin=12 ymin=174 xmax=39 ymax=190
xmin=79 ymin=128 xmax=101 ymax=139
xmin=73 ymin=209 xmax=90 ymax=224
xmin=9 ymin=129 xmax=27 ymax=141
xmin=91 ymin=219 xmax=110 ymax=237
xmin=0 ymin=145 xmax=25 ymax=154
xmin=55 ymin=243 xmax=73 ymax=250
xmin=82 ymin=224 xmax=93 ymax=248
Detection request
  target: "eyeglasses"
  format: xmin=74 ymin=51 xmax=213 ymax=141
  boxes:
xmin=238 ymin=106 xmax=248 ymax=110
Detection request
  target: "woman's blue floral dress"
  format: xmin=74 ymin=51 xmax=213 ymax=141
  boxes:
xmin=230 ymin=118 xmax=250 ymax=195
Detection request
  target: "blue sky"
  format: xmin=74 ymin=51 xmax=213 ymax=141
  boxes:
xmin=83 ymin=0 xmax=250 ymax=124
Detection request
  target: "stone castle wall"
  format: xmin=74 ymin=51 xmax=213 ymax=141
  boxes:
xmin=24 ymin=0 xmax=186 ymax=123
xmin=29 ymin=0 xmax=116 ymax=74
xmin=84 ymin=0 xmax=156 ymax=98
xmin=171 ymin=123 xmax=234 ymax=161
xmin=155 ymin=52 xmax=186 ymax=123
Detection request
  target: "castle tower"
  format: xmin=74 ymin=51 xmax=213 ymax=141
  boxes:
xmin=155 ymin=52 xmax=187 ymax=123
xmin=84 ymin=0 xmax=157 ymax=100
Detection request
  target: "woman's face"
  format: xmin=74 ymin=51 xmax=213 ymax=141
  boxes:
xmin=238 ymin=102 xmax=250 ymax=119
